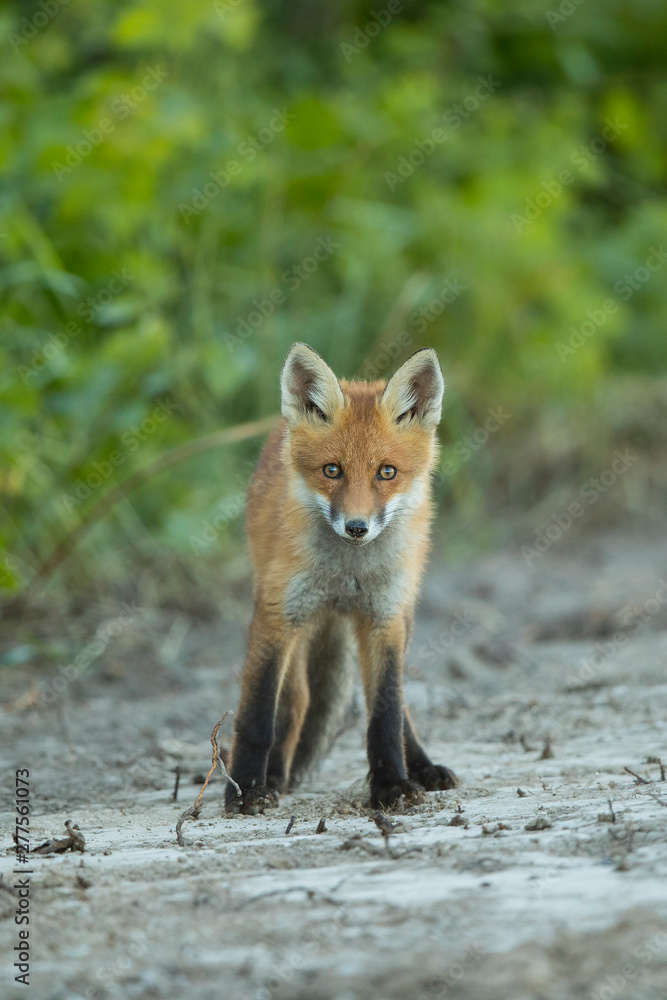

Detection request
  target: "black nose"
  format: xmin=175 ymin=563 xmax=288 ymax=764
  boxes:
xmin=345 ymin=519 xmax=369 ymax=539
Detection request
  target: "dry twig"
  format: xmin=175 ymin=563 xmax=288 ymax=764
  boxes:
xmin=624 ymin=766 xmax=650 ymax=785
xmin=171 ymin=766 xmax=182 ymax=803
xmin=647 ymin=756 xmax=666 ymax=781
xmin=33 ymin=820 xmax=85 ymax=855
xmin=176 ymin=713 xmax=239 ymax=846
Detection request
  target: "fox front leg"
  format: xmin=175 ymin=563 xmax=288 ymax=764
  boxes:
xmin=403 ymin=706 xmax=457 ymax=791
xmin=226 ymin=611 xmax=292 ymax=815
xmin=355 ymin=617 xmax=425 ymax=809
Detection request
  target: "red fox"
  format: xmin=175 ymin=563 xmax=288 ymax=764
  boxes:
xmin=226 ymin=343 xmax=456 ymax=813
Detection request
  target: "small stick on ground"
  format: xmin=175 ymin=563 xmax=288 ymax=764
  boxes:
xmin=176 ymin=713 xmax=239 ymax=846
xmin=33 ymin=820 xmax=85 ymax=856
xmin=65 ymin=820 xmax=86 ymax=852
xmin=647 ymin=756 xmax=666 ymax=781
xmin=624 ymin=766 xmax=650 ymax=785
xmin=285 ymin=815 xmax=296 ymax=835
xmin=171 ymin=766 xmax=182 ymax=803
xmin=608 ymin=799 xmax=616 ymax=823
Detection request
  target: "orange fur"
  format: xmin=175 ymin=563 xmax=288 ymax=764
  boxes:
xmin=225 ymin=345 xmax=456 ymax=813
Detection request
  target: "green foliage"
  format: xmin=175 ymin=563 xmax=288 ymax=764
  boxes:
xmin=1 ymin=0 xmax=666 ymax=593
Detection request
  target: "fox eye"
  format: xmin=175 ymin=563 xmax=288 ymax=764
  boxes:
xmin=378 ymin=465 xmax=397 ymax=480
xmin=323 ymin=463 xmax=342 ymax=479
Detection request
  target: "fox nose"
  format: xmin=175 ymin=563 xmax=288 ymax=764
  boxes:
xmin=345 ymin=519 xmax=369 ymax=539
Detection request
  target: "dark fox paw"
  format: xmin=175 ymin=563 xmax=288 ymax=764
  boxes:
xmin=225 ymin=783 xmax=278 ymax=815
xmin=410 ymin=763 xmax=457 ymax=791
xmin=370 ymin=778 xmax=425 ymax=810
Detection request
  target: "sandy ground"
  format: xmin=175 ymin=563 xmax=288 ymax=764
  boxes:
xmin=2 ymin=527 xmax=667 ymax=1000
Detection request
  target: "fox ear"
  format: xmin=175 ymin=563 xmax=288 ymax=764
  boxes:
xmin=281 ymin=343 xmax=345 ymax=427
xmin=381 ymin=348 xmax=444 ymax=430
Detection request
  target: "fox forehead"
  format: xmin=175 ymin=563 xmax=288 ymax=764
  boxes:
xmin=288 ymin=379 xmax=436 ymax=475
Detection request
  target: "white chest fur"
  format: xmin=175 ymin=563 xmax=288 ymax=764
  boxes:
xmin=282 ymin=519 xmax=414 ymax=626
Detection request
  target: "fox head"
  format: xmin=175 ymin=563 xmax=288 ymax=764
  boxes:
xmin=281 ymin=343 xmax=444 ymax=545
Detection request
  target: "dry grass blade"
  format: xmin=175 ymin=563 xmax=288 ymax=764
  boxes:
xmin=28 ymin=414 xmax=279 ymax=596
xmin=176 ymin=713 xmax=239 ymax=846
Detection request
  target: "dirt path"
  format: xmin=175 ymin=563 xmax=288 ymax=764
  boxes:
xmin=2 ymin=529 xmax=667 ymax=999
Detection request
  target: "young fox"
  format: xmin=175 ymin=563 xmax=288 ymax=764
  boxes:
xmin=226 ymin=343 xmax=456 ymax=813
